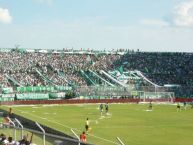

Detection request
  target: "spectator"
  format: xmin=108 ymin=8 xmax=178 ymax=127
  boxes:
xmin=18 ymin=135 xmax=30 ymax=145
xmin=6 ymin=136 xmax=15 ymax=145
xmin=0 ymin=133 xmax=8 ymax=144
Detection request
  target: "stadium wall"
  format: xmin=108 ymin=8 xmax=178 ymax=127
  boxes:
xmin=1 ymin=98 xmax=189 ymax=106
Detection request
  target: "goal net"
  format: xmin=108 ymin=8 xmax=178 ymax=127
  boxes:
xmin=139 ymin=91 xmax=175 ymax=102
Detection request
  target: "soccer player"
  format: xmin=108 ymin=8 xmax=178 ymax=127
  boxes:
xmin=100 ymin=104 xmax=103 ymax=116
xmin=80 ymin=131 xmax=87 ymax=142
xmin=105 ymin=103 xmax=109 ymax=114
xmin=177 ymin=103 xmax=181 ymax=112
xmin=85 ymin=118 xmax=90 ymax=133
xmin=191 ymin=101 xmax=193 ymax=109
xmin=183 ymin=102 xmax=187 ymax=110
xmin=148 ymin=101 xmax=153 ymax=110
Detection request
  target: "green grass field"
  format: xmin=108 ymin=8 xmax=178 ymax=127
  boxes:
xmin=1 ymin=103 xmax=193 ymax=145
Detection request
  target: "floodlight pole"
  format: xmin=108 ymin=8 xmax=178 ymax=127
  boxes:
xmin=15 ymin=118 xmax=23 ymax=139
xmin=116 ymin=137 xmax=125 ymax=145
xmin=71 ymin=129 xmax=80 ymax=145
xmin=36 ymin=122 xmax=45 ymax=145
xmin=7 ymin=117 xmax=16 ymax=141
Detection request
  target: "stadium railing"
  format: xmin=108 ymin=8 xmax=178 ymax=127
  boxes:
xmin=0 ymin=110 xmax=94 ymax=145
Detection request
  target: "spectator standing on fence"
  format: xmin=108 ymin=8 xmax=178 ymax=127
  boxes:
xmin=80 ymin=131 xmax=87 ymax=142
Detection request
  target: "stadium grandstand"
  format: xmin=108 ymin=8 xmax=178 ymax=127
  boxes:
xmin=0 ymin=48 xmax=193 ymax=102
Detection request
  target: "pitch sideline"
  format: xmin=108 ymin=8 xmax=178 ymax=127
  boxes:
xmin=12 ymin=107 xmax=120 ymax=145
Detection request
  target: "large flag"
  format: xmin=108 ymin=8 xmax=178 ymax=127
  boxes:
xmin=118 ymin=66 xmax=124 ymax=74
xmin=86 ymin=55 xmax=91 ymax=62
xmin=145 ymin=67 xmax=149 ymax=73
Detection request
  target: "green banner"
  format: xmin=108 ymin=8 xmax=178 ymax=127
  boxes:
xmin=2 ymin=94 xmax=15 ymax=98
xmin=16 ymin=93 xmax=49 ymax=100
xmin=0 ymin=97 xmax=14 ymax=102
xmin=2 ymin=87 xmax=13 ymax=94
xmin=16 ymin=86 xmax=71 ymax=93
xmin=49 ymin=92 xmax=65 ymax=98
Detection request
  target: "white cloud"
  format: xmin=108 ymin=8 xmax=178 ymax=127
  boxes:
xmin=0 ymin=8 xmax=12 ymax=24
xmin=173 ymin=0 xmax=193 ymax=27
xmin=140 ymin=19 xmax=169 ymax=27
xmin=140 ymin=1 xmax=193 ymax=28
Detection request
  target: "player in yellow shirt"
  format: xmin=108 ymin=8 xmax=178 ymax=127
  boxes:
xmin=85 ymin=118 xmax=90 ymax=133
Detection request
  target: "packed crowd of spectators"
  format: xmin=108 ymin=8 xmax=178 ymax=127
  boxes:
xmin=0 ymin=50 xmax=120 ymax=88
xmin=1 ymin=49 xmax=193 ymax=89
xmin=115 ymin=52 xmax=193 ymax=86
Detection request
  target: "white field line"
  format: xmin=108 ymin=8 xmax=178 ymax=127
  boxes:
xmin=117 ymin=137 xmax=125 ymax=145
xmin=13 ymin=107 xmax=120 ymax=145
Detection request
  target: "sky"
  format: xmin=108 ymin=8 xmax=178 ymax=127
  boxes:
xmin=0 ymin=0 xmax=193 ymax=52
